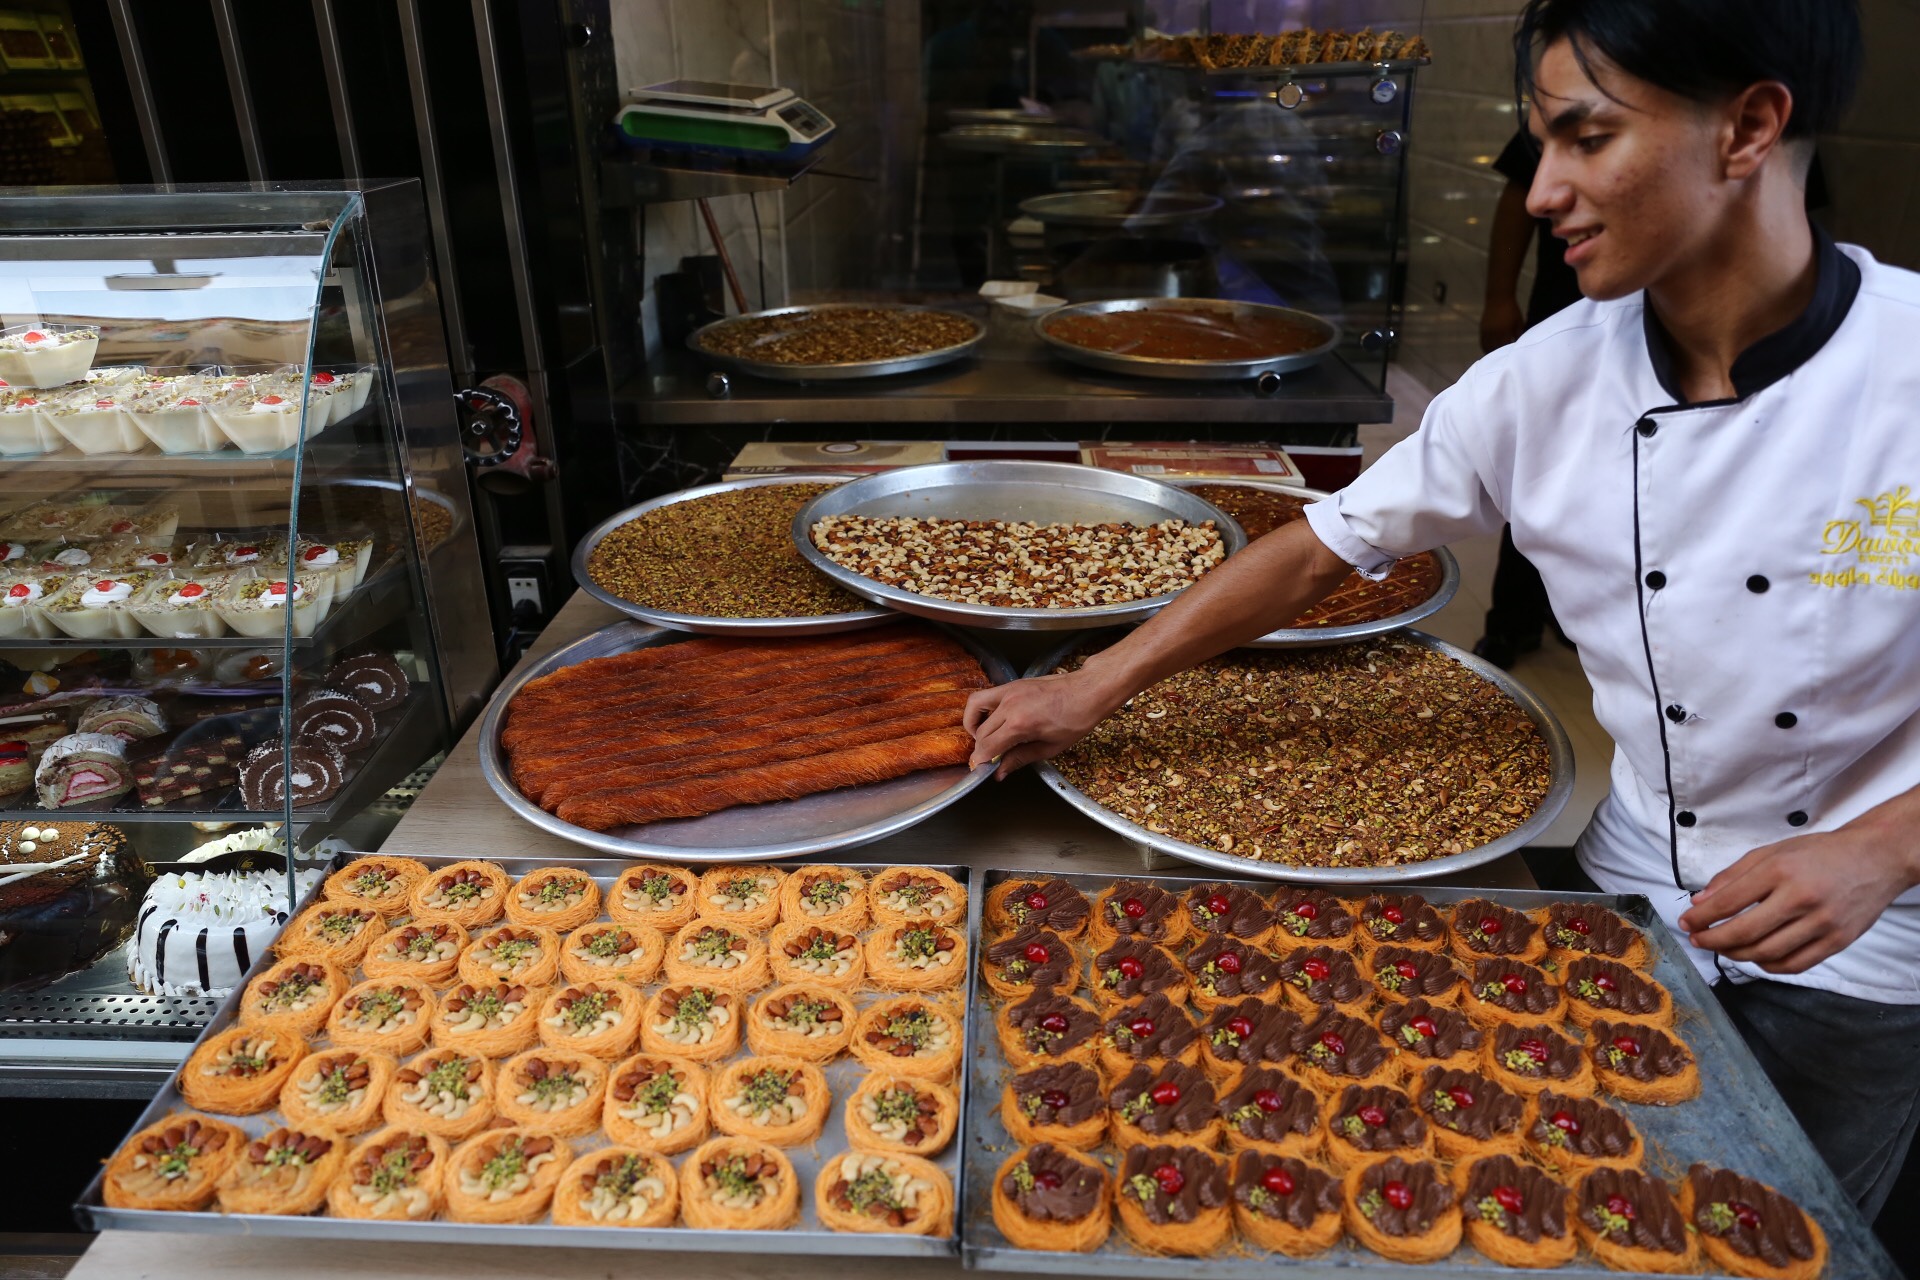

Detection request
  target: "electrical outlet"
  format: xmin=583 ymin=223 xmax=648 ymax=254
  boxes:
xmin=507 ymin=576 xmax=543 ymax=614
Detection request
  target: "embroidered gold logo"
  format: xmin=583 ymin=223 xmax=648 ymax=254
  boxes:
xmin=1815 ymin=486 xmax=1920 ymax=588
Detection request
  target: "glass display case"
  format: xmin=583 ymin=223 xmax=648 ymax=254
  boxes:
xmin=0 ymin=181 xmax=495 ymax=1093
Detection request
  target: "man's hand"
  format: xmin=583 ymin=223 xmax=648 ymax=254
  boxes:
xmin=964 ymin=668 xmax=1114 ymax=780
xmin=1678 ymin=811 xmax=1920 ymax=974
xmin=1480 ymin=294 xmax=1526 ymax=354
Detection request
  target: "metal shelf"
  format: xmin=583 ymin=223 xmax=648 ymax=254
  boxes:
xmin=0 ymin=400 xmax=386 ymax=482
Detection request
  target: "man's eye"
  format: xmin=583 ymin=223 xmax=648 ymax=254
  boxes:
xmin=1577 ymin=134 xmax=1612 ymax=154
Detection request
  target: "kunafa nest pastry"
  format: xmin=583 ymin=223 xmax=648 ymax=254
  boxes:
xmin=848 ymin=1073 xmax=960 ymax=1156
xmin=214 ymin=1125 xmax=346 ymax=1216
xmin=280 ymin=1048 xmax=395 ymax=1136
xmin=504 ymin=865 xmax=602 ymax=931
xmin=406 ymin=859 xmax=509 ymax=928
xmin=1270 ymin=887 xmax=1358 ymax=950
xmin=1231 ymin=1151 xmax=1344 ymax=1257
xmin=815 ymin=1150 xmax=953 ymax=1235
xmin=1097 ymin=991 xmax=1200 ymax=1080
xmin=552 ymin=1147 xmax=677 ymax=1228
xmin=1575 ymin=1166 xmax=1699 ymax=1274
xmin=1539 ymin=900 xmax=1651 ymax=969
xmin=1377 ymin=997 xmax=1483 ymax=1079
xmin=1324 ymin=1083 xmax=1433 ymax=1172
xmin=1182 ymin=936 xmax=1284 ymax=1013
xmin=1089 ymin=880 xmax=1186 ymax=950
xmin=694 ymin=864 xmax=786 ymax=930
xmin=1521 ymin=1089 xmax=1643 ymax=1179
xmin=779 ymin=864 xmax=869 ymax=932
xmin=1456 ymin=1153 xmax=1577 ymax=1268
xmin=640 ymin=983 xmax=738 ymax=1061
xmin=327 ymin=1126 xmax=448 ymax=1221
xmin=538 ymin=981 xmax=642 ymax=1059
xmin=991 ymin=1143 xmax=1110 ymax=1253
xmin=179 ymin=1025 xmax=306 ymax=1114
xmin=239 ymin=957 xmax=345 ymax=1038
xmin=456 ymin=923 xmax=561 ymax=989
xmin=664 ymin=920 xmax=771 ymax=992
xmin=995 ymin=991 xmax=1102 ymax=1072
xmin=1448 ymin=898 xmax=1547 ymax=966
xmin=1464 ymin=956 xmax=1566 ymax=1028
xmin=1108 ymin=1061 xmax=1220 ymax=1150
xmin=868 ymin=867 xmax=965 ymax=926
xmin=769 ymin=921 xmax=865 ymax=990
xmin=1484 ymin=1022 xmax=1594 ymax=1097
xmin=602 ymin=1052 xmax=710 ymax=1154
xmin=1343 ymin=1154 xmax=1460 ymax=1264
xmin=1357 ymin=892 xmax=1448 ymax=955
xmin=1274 ymin=943 xmax=1370 ymax=1015
xmin=607 ymin=863 xmax=697 ymax=932
xmin=1199 ymin=998 xmax=1303 ymax=1088
xmin=986 ymin=875 xmax=1089 ymax=939
xmin=431 ymin=981 xmax=543 ymax=1057
xmin=326 ymin=978 xmax=435 ymax=1056
xmin=1002 ymin=1062 xmax=1105 ymax=1150
xmin=1563 ymin=955 xmax=1673 ymax=1029
xmin=362 ymin=920 xmax=467 ymax=985
xmin=274 ymin=903 xmax=385 ymax=969
xmin=710 ymin=1054 xmax=830 ymax=1146
xmin=444 ymin=1127 xmax=571 ymax=1224
xmin=1589 ymin=1017 xmax=1700 ymax=1104
xmin=1368 ymin=944 xmax=1465 ymax=1006
xmin=495 ymin=1047 xmax=608 ymax=1137
xmin=982 ymin=927 xmax=1076 ymax=999
xmin=1682 ymin=1163 xmax=1828 ymax=1280
xmin=852 ymin=996 xmax=962 ymax=1082
xmin=1179 ymin=882 xmax=1273 ymax=946
xmin=323 ymin=855 xmax=427 ymax=918
xmin=1092 ymin=938 xmax=1189 ymax=1010
xmin=1113 ymin=1143 xmax=1232 ymax=1256
xmin=679 ymin=1136 xmax=800 ymax=1231
xmin=1417 ymin=1066 xmax=1527 ymax=1161
xmin=383 ymin=1048 xmax=495 ymax=1140
xmin=864 ymin=919 xmax=967 ymax=992
xmin=560 ymin=921 xmax=665 ymax=987
xmin=1219 ymin=1067 xmax=1322 ymax=1159
xmin=746 ymin=982 xmax=855 ymax=1061
xmin=1293 ymin=1007 xmax=1397 ymax=1096
xmin=103 ymin=1113 xmax=245 ymax=1210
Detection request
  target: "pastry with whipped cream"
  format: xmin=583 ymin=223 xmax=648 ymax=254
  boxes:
xmin=126 ymin=372 xmax=223 ymax=453
xmin=46 ymin=383 xmax=145 ymax=455
xmin=128 ymin=575 xmax=230 ymax=639
xmin=0 ymin=572 xmax=68 ymax=638
xmin=190 ymin=534 xmax=289 ymax=574
xmin=213 ymin=570 xmax=334 ymax=638
xmin=0 ymin=324 xmax=98 ymax=387
xmin=0 ymin=386 xmax=57 ymax=455
xmin=42 ymin=573 xmax=153 ymax=640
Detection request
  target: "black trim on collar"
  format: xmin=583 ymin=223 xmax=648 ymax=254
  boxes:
xmin=1643 ymin=225 xmax=1862 ymax=405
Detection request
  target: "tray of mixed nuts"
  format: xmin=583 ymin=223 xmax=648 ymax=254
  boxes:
xmin=688 ymin=304 xmax=985 ymax=382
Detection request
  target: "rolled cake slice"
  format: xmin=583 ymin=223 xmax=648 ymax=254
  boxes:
xmin=292 ymin=688 xmax=376 ymax=754
xmin=328 ymin=651 xmax=410 ymax=713
xmin=238 ymin=738 xmax=347 ymax=811
xmin=34 ymin=732 xmax=133 ymax=808
xmin=76 ymin=694 xmax=166 ymax=742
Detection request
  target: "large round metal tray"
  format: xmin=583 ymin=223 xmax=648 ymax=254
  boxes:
xmin=1018 ymin=189 xmax=1223 ymax=231
xmin=1036 ymin=297 xmax=1340 ymax=380
xmin=688 ymin=303 xmax=984 ymax=383
xmin=1031 ymin=628 xmax=1575 ymax=883
xmin=571 ymin=475 xmax=900 ymax=637
xmin=478 ymin=618 xmax=1012 ymax=861
xmin=791 ymin=460 xmax=1248 ymax=632
xmin=1166 ymin=477 xmax=1460 ymax=647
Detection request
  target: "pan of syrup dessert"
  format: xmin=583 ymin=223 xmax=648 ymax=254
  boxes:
xmin=688 ymin=303 xmax=984 ymax=383
xmin=1035 ymin=298 xmax=1339 ymax=381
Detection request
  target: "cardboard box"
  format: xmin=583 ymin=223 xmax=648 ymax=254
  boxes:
xmin=726 ymin=439 xmax=1305 ymax=484
xmin=1078 ymin=442 xmax=1303 ymax=483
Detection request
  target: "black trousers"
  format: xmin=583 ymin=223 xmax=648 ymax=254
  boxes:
xmin=1484 ymin=524 xmax=1551 ymax=642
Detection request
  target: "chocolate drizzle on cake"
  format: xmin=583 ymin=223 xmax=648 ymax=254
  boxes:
xmin=999 ymin=878 xmax=1089 ymax=935
xmin=1007 ymin=993 xmax=1101 ymax=1058
xmin=987 ymin=927 xmax=1075 ymax=992
xmin=1185 ymin=936 xmax=1282 ymax=1001
xmin=1010 ymin=1063 xmax=1103 ymax=1128
xmin=1003 ymin=1143 xmax=1104 ymax=1223
xmin=1274 ymin=943 xmax=1367 ymax=1005
xmin=1103 ymin=992 xmax=1198 ymax=1064
xmin=1183 ymin=883 xmax=1271 ymax=941
xmin=1370 ymin=944 xmax=1463 ymax=1001
xmin=1564 ymin=956 xmax=1665 ymax=1017
xmin=1203 ymin=998 xmax=1302 ymax=1072
xmin=1293 ymin=1008 xmax=1390 ymax=1079
xmin=1353 ymin=1156 xmax=1452 ymax=1237
xmin=1687 ymin=1164 xmax=1818 ymax=1267
xmin=1530 ymin=1089 xmax=1637 ymax=1159
xmin=1490 ymin=1023 xmax=1584 ymax=1082
xmin=1577 ymin=1167 xmax=1688 ymax=1254
xmin=1330 ymin=1083 xmax=1427 ymax=1153
xmin=1470 ymin=957 xmax=1559 ymax=1015
xmin=1095 ymin=938 xmax=1183 ymax=1002
xmin=1419 ymin=1066 xmax=1524 ymax=1141
xmin=1219 ymin=1067 xmax=1318 ymax=1144
xmin=1590 ymin=1018 xmax=1693 ymax=1081
xmin=1379 ymin=997 xmax=1481 ymax=1060
xmin=1544 ymin=902 xmax=1639 ymax=958
xmin=1110 ymin=1061 xmax=1216 ymax=1137
xmin=1271 ymin=888 xmax=1355 ymax=943
xmin=1118 ymin=1143 xmax=1228 ymax=1226
xmin=1099 ymin=881 xmax=1180 ymax=942
xmin=1231 ymin=1152 xmax=1340 ymax=1227
xmin=1464 ymin=1154 xmax=1568 ymax=1243
xmin=1361 ymin=892 xmax=1446 ymax=946
xmin=1451 ymin=899 xmax=1540 ymax=957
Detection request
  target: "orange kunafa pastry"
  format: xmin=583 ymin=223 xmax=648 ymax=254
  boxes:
xmin=1231 ymin=1151 xmax=1344 ymax=1257
xmin=1089 ymin=880 xmax=1186 ymax=951
xmin=406 ymin=859 xmax=509 ymax=929
xmin=430 ymin=981 xmax=543 ymax=1057
xmin=991 ymin=1143 xmax=1110 ymax=1252
xmin=996 ymin=991 xmax=1102 ymax=1072
xmin=538 ymin=981 xmax=642 ymax=1059
xmin=865 ymin=919 xmax=967 ymax=993
xmin=1449 ymin=898 xmax=1547 ymax=967
xmin=778 ymin=864 xmax=869 ymax=932
xmin=1356 ymin=892 xmax=1448 ymax=955
xmin=495 ymin=1047 xmax=608 ymax=1137
xmin=1344 ymin=1155 xmax=1460 ymax=1263
xmin=326 ymin=978 xmax=434 ymax=1056
xmin=238 ymin=957 xmax=345 ymax=1038
xmin=280 ymin=1048 xmax=394 ymax=1136
xmin=560 ymin=921 xmax=665 ymax=987
xmin=1113 ymin=1143 xmax=1231 ymax=1256
xmin=710 ymin=1054 xmax=830 ymax=1147
xmin=1097 ymin=991 xmax=1200 ymax=1081
xmin=503 ymin=865 xmax=601 ymax=932
xmin=1274 ymin=943 xmax=1371 ymax=1016
xmin=1178 ymin=882 xmax=1273 ymax=947
xmin=1002 ymin=1062 xmax=1105 ymax=1150
xmin=746 ymin=983 xmax=855 ymax=1062
xmin=1293 ymin=1008 xmax=1398 ymax=1096
xmin=178 ymin=1025 xmax=305 ymax=1114
xmin=768 ymin=921 xmax=865 ymax=990
xmin=1182 ymin=936 xmax=1284 ymax=1014
xmin=1416 ymin=1066 xmax=1527 ymax=1161
xmin=1091 ymin=937 xmax=1188 ymax=1010
xmin=1457 ymin=1153 xmax=1577 ymax=1268
xmin=1219 ymin=1067 xmax=1323 ymax=1159
xmin=1484 ymin=1022 xmax=1594 ymax=1097
xmin=274 ymin=902 xmax=384 ymax=969
xmin=214 ymin=1125 xmax=346 ymax=1216
xmin=1682 ymin=1163 xmax=1828 ymax=1280
xmin=1270 ymin=887 xmax=1359 ymax=950
xmin=444 ymin=1127 xmax=571 ymax=1224
xmin=664 ymin=920 xmax=770 ymax=992
xmin=814 ymin=1151 xmax=953 ymax=1235
xmin=607 ymin=862 xmax=697 ymax=932
xmin=982 ymin=927 xmax=1076 ymax=1000
xmin=868 ymin=867 xmax=965 ymax=927
xmin=1463 ymin=956 xmax=1566 ymax=1028
xmin=640 ymin=984 xmax=739 ymax=1062
xmin=1368 ymin=944 xmax=1466 ymax=1007
xmin=851 ymin=996 xmax=962 ymax=1083
xmin=457 ymin=922 xmax=561 ymax=989
xmin=383 ymin=1048 xmax=495 ymax=1140
xmin=986 ymin=875 xmax=1090 ymax=940
xmin=848 ymin=1073 xmax=959 ymax=1156
xmin=1574 ymin=1166 xmax=1699 ymax=1273
xmin=323 ymin=855 xmax=427 ymax=918
xmin=1108 ymin=1061 xmax=1220 ymax=1150
xmin=1539 ymin=900 xmax=1651 ymax=970
xmin=693 ymin=864 xmax=785 ymax=930
xmin=1589 ymin=1018 xmax=1700 ymax=1104
xmin=327 ymin=1127 xmax=448 ymax=1221
xmin=1563 ymin=955 xmax=1673 ymax=1029
xmin=679 ymin=1136 xmax=799 ymax=1230
xmin=1521 ymin=1089 xmax=1643 ymax=1179
xmin=103 ymin=1113 xmax=243 ymax=1210
xmin=1377 ymin=997 xmax=1484 ymax=1080
xmin=1199 ymin=998 xmax=1303 ymax=1088
xmin=551 ymin=1147 xmax=677 ymax=1228
xmin=1323 ymin=1083 xmax=1433 ymax=1173
xmin=602 ymin=1052 xmax=710 ymax=1154
xmin=362 ymin=920 xmax=466 ymax=985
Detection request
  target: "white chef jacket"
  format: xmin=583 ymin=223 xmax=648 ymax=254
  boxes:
xmin=1305 ymin=233 xmax=1920 ymax=1004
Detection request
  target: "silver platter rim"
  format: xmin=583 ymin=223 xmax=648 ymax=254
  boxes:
xmin=570 ymin=473 xmax=900 ymax=636
xmin=1035 ymin=297 xmax=1340 ymax=381
xmin=687 ymin=302 xmax=985 ymax=383
xmin=1164 ymin=476 xmax=1461 ymax=647
xmin=1030 ymin=627 xmax=1575 ymax=883
xmin=477 ymin=617 xmax=1013 ymax=861
xmin=790 ymin=459 xmax=1249 ymax=632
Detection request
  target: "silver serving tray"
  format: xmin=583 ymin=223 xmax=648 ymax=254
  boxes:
xmin=76 ymin=853 xmax=977 ymax=1260
xmin=570 ymin=475 xmax=900 ymax=636
xmin=1018 ymin=189 xmax=1224 ymax=231
xmin=791 ymin=461 xmax=1249 ymax=632
xmin=1166 ymin=477 xmax=1460 ymax=647
xmin=961 ymin=869 xmax=1901 ymax=1279
xmin=1032 ymin=628 xmax=1575 ymax=883
xmin=1036 ymin=297 xmax=1340 ymax=380
xmin=477 ymin=618 xmax=1011 ymax=860
xmin=688 ymin=303 xmax=984 ymax=383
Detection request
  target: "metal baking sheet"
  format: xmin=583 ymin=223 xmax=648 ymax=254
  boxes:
xmin=962 ymin=869 xmax=1900 ymax=1279
xmin=1031 ymin=628 xmax=1575 ymax=883
xmin=477 ymin=618 xmax=1011 ymax=861
xmin=570 ymin=475 xmax=900 ymax=637
xmin=1036 ymin=298 xmax=1340 ymax=381
xmin=688 ymin=303 xmax=985 ymax=383
xmin=791 ymin=461 xmax=1249 ymax=633
xmin=1165 ymin=478 xmax=1460 ymax=647
xmin=77 ymin=852 xmax=978 ymax=1259
xmin=1017 ymin=190 xmax=1224 ymax=231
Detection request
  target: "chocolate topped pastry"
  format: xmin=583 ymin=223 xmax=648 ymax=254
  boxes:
xmin=1490 ymin=1023 xmax=1586 ymax=1084
xmin=1379 ymin=998 xmax=1481 ymax=1062
xmin=1184 ymin=937 xmax=1282 ymax=1002
xmin=1271 ymin=888 xmax=1355 ymax=944
xmin=328 ymin=651 xmax=410 ymax=714
xmin=1577 ymin=1167 xmax=1690 ymax=1256
xmin=1687 ymin=1164 xmax=1821 ymax=1271
xmin=1360 ymin=893 xmax=1446 ymax=947
xmin=1220 ymin=1068 xmax=1319 ymax=1145
xmin=999 ymin=877 xmax=1090 ymax=935
xmin=1590 ymin=1018 xmax=1694 ymax=1082
xmin=1094 ymin=938 xmax=1183 ymax=1002
xmin=1098 ymin=881 xmax=1181 ymax=943
xmin=1450 ymin=899 xmax=1541 ymax=958
xmin=1007 ymin=992 xmax=1102 ymax=1059
xmin=1110 ymin=1062 xmax=1217 ymax=1138
xmin=1419 ymin=1067 xmax=1525 ymax=1143
xmin=1330 ymin=1084 xmax=1428 ymax=1153
xmin=1463 ymin=1154 xmax=1569 ymax=1244
xmin=1530 ymin=1090 xmax=1638 ymax=1160
xmin=1001 ymin=1142 xmax=1105 ymax=1222
xmin=1183 ymin=883 xmax=1271 ymax=941
xmin=1370 ymin=945 xmax=1463 ymax=1002
xmin=1276 ymin=944 xmax=1367 ymax=1006
xmin=1471 ymin=957 xmax=1560 ymax=1016
xmin=1103 ymin=993 xmax=1197 ymax=1065
xmin=1232 ymin=1152 xmax=1340 ymax=1229
xmin=986 ymin=928 xmax=1076 ymax=993
xmin=1564 ymin=956 xmax=1666 ymax=1018
xmin=1117 ymin=1144 xmax=1229 ymax=1226
xmin=1010 ymin=1063 xmax=1104 ymax=1129
xmin=1203 ymin=999 xmax=1302 ymax=1073
xmin=1351 ymin=1156 xmax=1454 ymax=1237
xmin=1294 ymin=1009 xmax=1391 ymax=1080
xmin=1543 ymin=901 xmax=1642 ymax=960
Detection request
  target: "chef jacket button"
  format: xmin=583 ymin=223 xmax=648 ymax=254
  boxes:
xmin=1676 ymin=810 xmax=1697 ymax=828
xmin=1775 ymin=712 xmax=1797 ymax=728
xmin=1645 ymin=570 xmax=1667 ymax=590
xmin=1787 ymin=811 xmax=1809 ymax=827
xmin=1636 ymin=418 xmax=1657 ymax=437
xmin=1665 ymin=704 xmax=1686 ymax=723
xmin=1747 ymin=575 xmax=1770 ymax=593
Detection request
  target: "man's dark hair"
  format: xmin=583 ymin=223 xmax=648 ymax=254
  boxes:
xmin=1514 ymin=0 xmax=1863 ymax=138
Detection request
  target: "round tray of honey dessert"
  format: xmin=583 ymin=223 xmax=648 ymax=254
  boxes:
xmin=1035 ymin=298 xmax=1339 ymax=381
xmin=687 ymin=303 xmax=984 ymax=383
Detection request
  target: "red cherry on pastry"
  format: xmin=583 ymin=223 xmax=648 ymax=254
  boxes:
xmin=1121 ymin=897 xmax=1146 ymax=918
xmin=1383 ymin=1180 xmax=1413 ymax=1210
xmin=1128 ymin=1018 xmax=1156 ymax=1039
xmin=1041 ymin=1090 xmax=1070 ymax=1109
xmin=1117 ymin=956 xmax=1145 ymax=979
xmin=1409 ymin=1015 xmax=1438 ymax=1038
xmin=1478 ymin=916 xmax=1504 ymax=936
xmin=1215 ymin=951 xmax=1243 ymax=975
xmin=1357 ymin=1105 xmax=1386 ymax=1127
xmin=1732 ymin=1201 xmax=1762 ymax=1228
xmin=1253 ymin=1089 xmax=1283 ymax=1112
xmin=1382 ymin=905 xmax=1405 ymax=924
xmin=1302 ymin=958 xmax=1331 ymax=981
xmin=1567 ymin=916 xmax=1591 ymax=935
xmin=1024 ymin=943 xmax=1051 ymax=965
xmin=1446 ymin=1086 xmax=1476 ymax=1108
xmin=1493 ymin=1185 xmax=1525 ymax=1214
xmin=1550 ymin=1110 xmax=1581 ymax=1134
xmin=1206 ymin=893 xmax=1232 ymax=917
xmin=1292 ymin=901 xmax=1318 ymax=920
xmin=1517 ymin=1038 xmax=1550 ymax=1063
xmin=6 ymin=584 xmax=28 ymax=599
xmin=1605 ymin=1194 xmax=1636 ymax=1220
xmin=1034 ymin=1170 xmax=1063 ymax=1190
xmin=1040 ymin=1013 xmax=1069 ymax=1034
xmin=1150 ymin=1081 xmax=1181 ymax=1106
xmin=1319 ymin=1031 xmax=1346 ymax=1054
xmin=1262 ymin=1167 xmax=1296 ymax=1195
xmin=1611 ymin=1036 xmax=1642 ymax=1058
xmin=1394 ymin=961 xmax=1420 ymax=981
xmin=1501 ymin=974 xmax=1529 ymax=995
xmin=1226 ymin=1016 xmax=1254 ymax=1040
xmin=1593 ymin=972 xmax=1617 ymax=991
xmin=1024 ymin=891 xmax=1049 ymax=911
xmin=1152 ymin=1163 xmax=1184 ymax=1195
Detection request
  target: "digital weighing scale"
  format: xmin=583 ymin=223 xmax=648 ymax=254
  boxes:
xmin=615 ymin=79 xmax=836 ymax=161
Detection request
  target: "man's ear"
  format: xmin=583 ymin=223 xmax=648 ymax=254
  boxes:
xmin=1723 ymin=80 xmax=1795 ymax=182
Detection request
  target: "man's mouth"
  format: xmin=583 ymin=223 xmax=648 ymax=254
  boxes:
xmin=1561 ymin=228 xmax=1600 ymax=249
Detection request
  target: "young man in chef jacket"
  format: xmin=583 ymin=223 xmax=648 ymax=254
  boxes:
xmin=966 ymin=0 xmax=1919 ymax=1219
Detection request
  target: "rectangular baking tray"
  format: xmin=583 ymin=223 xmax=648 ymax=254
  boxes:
xmin=75 ymin=852 xmax=977 ymax=1258
xmin=960 ymin=869 xmax=1901 ymax=1278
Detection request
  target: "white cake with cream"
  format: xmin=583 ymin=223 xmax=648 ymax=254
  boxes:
xmin=128 ymin=866 xmax=322 ymax=997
